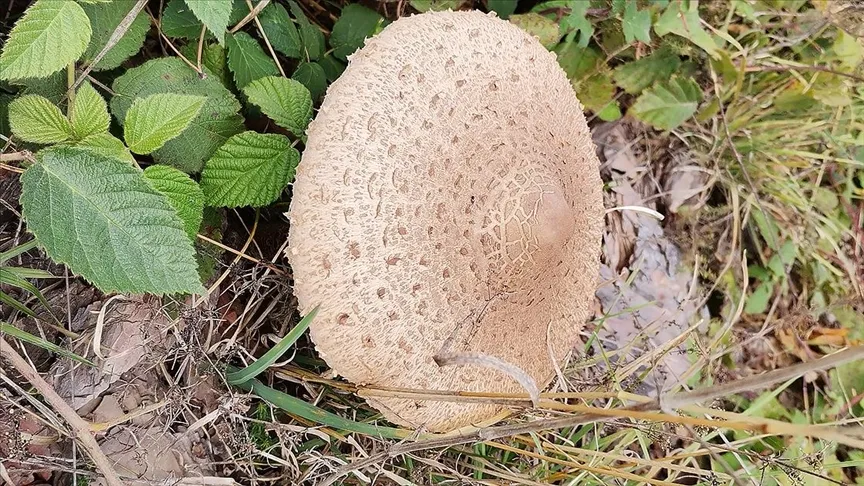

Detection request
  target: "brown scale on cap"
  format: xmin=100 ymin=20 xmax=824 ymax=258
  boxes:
xmin=286 ymin=9 xmax=604 ymax=432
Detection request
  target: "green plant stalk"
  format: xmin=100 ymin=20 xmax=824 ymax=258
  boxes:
xmin=67 ymin=61 xmax=75 ymax=117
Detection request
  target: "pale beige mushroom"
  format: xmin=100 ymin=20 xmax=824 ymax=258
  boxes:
xmin=286 ymin=9 xmax=603 ymax=432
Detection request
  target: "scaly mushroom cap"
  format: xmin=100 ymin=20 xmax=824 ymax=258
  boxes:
xmin=287 ymin=10 xmax=603 ymax=432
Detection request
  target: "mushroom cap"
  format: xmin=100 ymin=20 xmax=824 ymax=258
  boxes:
xmin=286 ymin=10 xmax=603 ymax=432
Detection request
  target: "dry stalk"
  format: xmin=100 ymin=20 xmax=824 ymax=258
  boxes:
xmin=0 ymin=337 xmax=124 ymax=486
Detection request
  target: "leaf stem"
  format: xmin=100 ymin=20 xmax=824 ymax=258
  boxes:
xmin=66 ymin=61 xmax=75 ymax=118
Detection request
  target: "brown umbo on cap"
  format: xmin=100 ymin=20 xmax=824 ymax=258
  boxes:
xmin=286 ymin=9 xmax=603 ymax=432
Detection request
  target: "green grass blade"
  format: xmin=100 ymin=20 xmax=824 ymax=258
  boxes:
xmin=4 ymin=267 xmax=57 ymax=279
xmin=0 ymin=323 xmax=94 ymax=366
xmin=231 ymin=373 xmax=423 ymax=440
xmin=0 ymin=291 xmax=37 ymax=318
xmin=226 ymin=305 xmax=319 ymax=385
xmin=0 ymin=268 xmax=58 ymax=322
xmin=0 ymin=239 xmax=38 ymax=263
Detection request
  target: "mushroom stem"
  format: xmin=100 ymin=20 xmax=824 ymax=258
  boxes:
xmin=433 ymin=352 xmax=540 ymax=407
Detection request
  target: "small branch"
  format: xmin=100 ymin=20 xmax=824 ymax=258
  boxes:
xmin=66 ymin=62 xmax=76 ymax=116
xmin=0 ymin=151 xmax=34 ymax=163
xmin=196 ymin=24 xmax=207 ymax=73
xmin=245 ymin=0 xmax=285 ymax=77
xmin=70 ymin=0 xmax=149 ymax=93
xmin=229 ymin=0 xmax=270 ymax=33
xmin=0 ymin=337 xmax=124 ymax=486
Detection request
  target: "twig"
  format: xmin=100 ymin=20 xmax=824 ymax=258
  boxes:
xmin=244 ymin=0 xmax=285 ymax=77
xmin=0 ymin=337 xmax=124 ymax=486
xmin=195 ymin=233 xmax=285 ymax=275
xmin=70 ymin=0 xmax=148 ymax=93
xmin=320 ymin=345 xmax=864 ymax=485
xmin=229 ymin=0 xmax=270 ymax=33
xmin=196 ymin=24 xmax=207 ymax=73
xmin=0 ymin=151 xmax=33 ymax=163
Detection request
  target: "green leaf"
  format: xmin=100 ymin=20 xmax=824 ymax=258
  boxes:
xmin=409 ymin=0 xmax=464 ymax=12
xmin=111 ymin=57 xmax=245 ymax=173
xmin=292 ymin=62 xmax=327 ymax=100
xmin=180 ymin=41 xmax=229 ymax=85
xmin=71 ymin=132 xmax=135 ymax=164
xmin=744 ymin=281 xmax=772 ymax=315
xmin=834 ymin=30 xmax=863 ymax=70
xmin=11 ymin=70 xmax=66 ymax=105
xmin=554 ymin=42 xmax=602 ymax=80
xmin=259 ymin=2 xmax=301 ymax=59
xmin=613 ymin=45 xmax=681 ymax=94
xmin=70 ymin=81 xmax=109 ymax=139
xmin=330 ymin=4 xmax=383 ymax=61
xmin=622 ymin=0 xmax=652 ymax=44
xmin=226 ymin=306 xmax=319 ymax=384
xmin=289 ymin=1 xmax=324 ymax=61
xmin=654 ymin=1 xmax=718 ymax=58
xmin=629 ymin=77 xmax=701 ymax=130
xmin=573 ymin=72 xmax=619 ymax=115
xmin=560 ymin=1 xmax=594 ymax=47
xmin=243 ymin=76 xmax=312 ymax=138
xmin=225 ymin=32 xmax=280 ymax=90
xmin=318 ymin=55 xmax=346 ymax=82
xmin=488 ymin=0 xmax=518 ymax=19
xmin=161 ymin=0 xmax=203 ymax=39
xmin=143 ymin=165 xmax=205 ymax=239
xmin=124 ymin=93 xmax=206 ymax=154
xmin=20 ymin=147 xmax=203 ymax=295
xmin=81 ymin=0 xmax=149 ymax=71
xmin=184 ymin=0 xmax=232 ymax=44
xmin=201 ymin=131 xmax=298 ymax=208
xmin=509 ymin=13 xmax=561 ymax=49
xmin=0 ymin=0 xmax=92 ymax=80
xmin=9 ymin=95 xmax=72 ymax=143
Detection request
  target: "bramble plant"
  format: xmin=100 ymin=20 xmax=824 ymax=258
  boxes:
xmin=0 ymin=0 xmax=351 ymax=295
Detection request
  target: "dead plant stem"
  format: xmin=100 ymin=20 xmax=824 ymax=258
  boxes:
xmin=0 ymin=337 xmax=124 ymax=486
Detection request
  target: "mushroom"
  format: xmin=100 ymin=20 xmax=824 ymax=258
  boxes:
xmin=286 ymin=10 xmax=603 ymax=432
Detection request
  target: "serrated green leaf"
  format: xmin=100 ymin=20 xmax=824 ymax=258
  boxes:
xmin=613 ymin=45 xmax=681 ymax=94
xmin=179 ymin=41 xmax=229 ymax=85
xmin=629 ymin=76 xmax=702 ymax=130
xmin=9 ymin=95 xmax=72 ymax=143
xmin=70 ymin=81 xmax=109 ymax=139
xmin=20 ymin=147 xmax=203 ymax=294
xmin=243 ymin=77 xmax=312 ymax=138
xmin=834 ymin=30 xmax=863 ymax=70
xmin=292 ymin=62 xmax=327 ymax=100
xmin=226 ymin=32 xmax=280 ymax=90
xmin=409 ymin=0 xmax=463 ymax=12
xmin=487 ymin=0 xmax=517 ymax=19
xmin=0 ymin=0 xmax=92 ymax=80
xmin=81 ymin=0 xmax=149 ymax=71
xmin=509 ymin=13 xmax=561 ymax=49
xmin=573 ymin=72 xmax=618 ymax=115
xmin=318 ymin=55 xmax=346 ymax=82
xmin=330 ymin=4 xmax=383 ymax=61
xmin=622 ymin=0 xmax=652 ymax=44
xmin=111 ymin=57 xmax=245 ymax=173
xmin=744 ymin=281 xmax=772 ymax=315
xmin=560 ymin=1 xmax=593 ymax=47
xmin=161 ymin=0 xmax=204 ymax=39
xmin=289 ymin=1 xmax=324 ymax=61
xmin=554 ymin=41 xmax=602 ymax=79
xmin=654 ymin=1 xmax=718 ymax=57
xmin=201 ymin=131 xmax=298 ymax=208
xmin=184 ymin=0 xmax=232 ymax=44
xmin=71 ymin=132 xmax=135 ymax=164
xmin=143 ymin=165 xmax=204 ymax=239
xmin=259 ymin=2 xmax=301 ymax=59
xmin=124 ymin=93 xmax=206 ymax=154
xmin=12 ymin=70 xmax=66 ymax=105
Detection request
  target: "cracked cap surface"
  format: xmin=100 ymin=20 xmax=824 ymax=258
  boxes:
xmin=286 ymin=9 xmax=604 ymax=432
